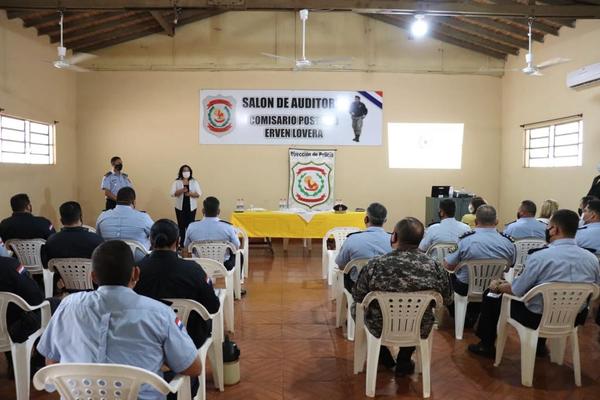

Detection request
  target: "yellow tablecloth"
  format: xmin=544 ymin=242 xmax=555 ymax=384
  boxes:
xmin=230 ymin=211 xmax=366 ymax=238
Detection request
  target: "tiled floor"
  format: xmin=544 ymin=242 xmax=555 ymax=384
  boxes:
xmin=2 ymin=241 xmax=600 ymax=399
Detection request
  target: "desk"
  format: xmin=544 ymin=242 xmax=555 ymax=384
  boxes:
xmin=230 ymin=211 xmax=366 ymax=239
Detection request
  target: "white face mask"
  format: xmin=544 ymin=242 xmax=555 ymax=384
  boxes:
xmin=182 ymin=171 xmax=191 ymax=179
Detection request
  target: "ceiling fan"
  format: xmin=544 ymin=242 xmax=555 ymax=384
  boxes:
xmin=261 ymin=9 xmax=352 ymax=69
xmin=52 ymin=12 xmax=96 ymax=72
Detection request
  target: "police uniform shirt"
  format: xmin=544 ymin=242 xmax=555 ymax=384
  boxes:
xmin=135 ymin=250 xmax=220 ymax=348
xmin=41 ymin=227 xmax=104 ymax=267
xmin=512 ymin=238 xmax=600 ymax=313
xmin=0 ymin=238 xmax=9 ymax=257
xmin=37 ymin=286 xmax=198 ymax=400
xmin=335 ymin=227 xmax=392 ymax=268
xmin=96 ymin=205 xmax=154 ymax=249
xmin=418 ymin=218 xmax=471 ymax=252
xmin=503 ymin=217 xmax=546 ymax=240
xmin=101 ymin=171 xmax=132 ymax=197
xmin=184 ymin=217 xmax=240 ymax=250
xmin=0 ymin=212 xmax=55 ymax=241
xmin=575 ymin=222 xmax=600 ymax=254
xmin=444 ymin=228 xmax=516 ymax=283
xmin=0 ymin=256 xmax=44 ymax=334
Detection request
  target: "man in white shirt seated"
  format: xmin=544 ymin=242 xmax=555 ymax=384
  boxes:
xmin=575 ymin=199 xmax=600 ymax=254
xmin=36 ymin=240 xmax=201 ymax=400
xmin=418 ymin=198 xmax=470 ymax=253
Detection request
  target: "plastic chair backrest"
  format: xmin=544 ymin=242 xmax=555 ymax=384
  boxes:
xmin=122 ymin=240 xmax=148 ymax=257
xmin=188 ymin=241 xmax=235 ymax=261
xmin=425 ymin=242 xmax=457 ymax=263
xmin=164 ymin=298 xmax=211 ymax=325
xmin=462 ymin=259 xmax=509 ymax=301
xmin=324 ymin=227 xmax=360 ymax=249
xmin=342 ymin=258 xmax=370 ymax=275
xmin=522 ymin=282 xmax=600 ymax=337
xmin=514 ymin=238 xmax=546 ymax=272
xmin=362 ymin=290 xmax=443 ymax=346
xmin=33 ymin=363 xmax=178 ymax=400
xmin=185 ymin=257 xmax=229 ymax=279
xmin=48 ymin=258 xmax=93 ymax=291
xmin=0 ymin=292 xmax=45 ymax=351
xmin=5 ymin=239 xmax=45 ymax=269
xmin=234 ymin=227 xmax=249 ymax=250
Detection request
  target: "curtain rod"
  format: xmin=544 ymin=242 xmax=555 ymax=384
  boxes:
xmin=520 ymin=113 xmax=583 ymax=128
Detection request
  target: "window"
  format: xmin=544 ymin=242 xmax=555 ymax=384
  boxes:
xmin=388 ymin=123 xmax=464 ymax=169
xmin=0 ymin=114 xmax=55 ymax=164
xmin=524 ymin=117 xmax=582 ymax=168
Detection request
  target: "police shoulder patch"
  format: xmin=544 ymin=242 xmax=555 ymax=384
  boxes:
xmin=505 ymin=220 xmax=516 ymax=226
xmin=346 ymin=231 xmax=364 ymax=238
xmin=219 ymin=220 xmax=233 ymax=225
xmin=578 ymin=226 xmax=588 ymax=230
xmin=122 ymin=173 xmax=129 ymax=178
xmin=104 ymin=171 xmax=112 ymax=177
xmin=458 ymin=230 xmax=476 ymax=240
xmin=527 ymin=246 xmax=547 ymax=255
xmin=499 ymin=232 xmax=515 ymax=243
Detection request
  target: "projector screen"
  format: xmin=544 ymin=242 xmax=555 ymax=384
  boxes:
xmin=388 ymin=123 xmax=464 ymax=169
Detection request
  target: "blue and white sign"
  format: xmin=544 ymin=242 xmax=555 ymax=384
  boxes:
xmin=199 ymin=89 xmax=383 ymax=145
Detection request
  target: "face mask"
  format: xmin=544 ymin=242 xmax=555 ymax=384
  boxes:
xmin=114 ymin=163 xmax=123 ymax=171
xmin=516 ymin=212 xmax=521 ymax=220
xmin=182 ymin=171 xmax=191 ymax=179
xmin=468 ymin=205 xmax=474 ymax=214
xmin=545 ymin=228 xmax=552 ymax=243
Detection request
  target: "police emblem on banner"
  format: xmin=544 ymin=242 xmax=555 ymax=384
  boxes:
xmin=203 ymin=96 xmax=236 ymax=136
xmin=290 ymin=162 xmax=332 ymax=209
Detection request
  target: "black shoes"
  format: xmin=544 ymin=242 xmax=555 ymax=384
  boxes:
xmin=395 ymin=360 xmax=415 ymax=377
xmin=468 ymin=342 xmax=496 ymax=358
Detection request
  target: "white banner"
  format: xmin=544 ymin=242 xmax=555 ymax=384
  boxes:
xmin=200 ymin=89 xmax=383 ymax=145
xmin=288 ymin=149 xmax=336 ymax=211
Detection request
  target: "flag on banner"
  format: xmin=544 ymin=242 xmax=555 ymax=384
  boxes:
xmin=288 ymin=149 xmax=336 ymax=211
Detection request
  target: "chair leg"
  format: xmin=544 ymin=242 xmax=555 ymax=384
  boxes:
xmin=42 ymin=269 xmax=54 ymax=298
xmin=571 ymin=330 xmax=581 ymax=387
xmin=494 ymin=320 xmax=509 ymax=367
xmin=11 ymin=339 xmax=34 ymax=400
xmin=177 ymin=376 xmax=192 ymax=400
xmin=518 ymin=329 xmax=538 ymax=387
xmin=347 ymin=305 xmax=355 ymax=342
xmin=419 ymin=339 xmax=432 ymax=398
xmin=353 ymin=327 xmax=367 ymax=374
xmin=549 ymin=337 xmax=567 ymax=365
xmin=335 ymin=290 xmax=346 ymax=328
xmin=233 ymin=266 xmax=241 ymax=300
xmin=322 ymin=249 xmax=328 ymax=280
xmin=454 ymin=294 xmax=467 ymax=340
xmin=365 ymin=334 xmax=382 ymax=398
xmin=207 ymin=340 xmax=224 ymax=392
xmin=327 ymin=257 xmax=337 ymax=286
xmin=225 ymin=292 xmax=235 ymax=334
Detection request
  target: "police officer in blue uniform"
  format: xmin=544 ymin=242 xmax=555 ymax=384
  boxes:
xmin=503 ymin=200 xmax=546 ymax=239
xmin=444 ymin=205 xmax=516 ymax=325
xmin=184 ymin=196 xmax=240 ymax=270
xmin=0 ymin=193 xmax=55 ymax=241
xmin=335 ymin=202 xmax=392 ymax=291
xmin=575 ymin=199 xmax=600 ymax=254
xmin=469 ymin=209 xmax=600 ymax=357
xmin=418 ymin=198 xmax=470 ymax=252
xmin=37 ymin=241 xmax=201 ymax=400
xmin=96 ymin=187 xmax=154 ymax=255
xmin=101 ymin=156 xmax=132 ymax=210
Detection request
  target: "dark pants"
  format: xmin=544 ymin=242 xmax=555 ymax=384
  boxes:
xmin=175 ymin=207 xmax=197 ymax=246
xmin=105 ymin=198 xmax=116 ymax=210
xmin=449 ymin=274 xmax=481 ymax=323
xmin=476 ymin=289 xmax=589 ymax=347
xmin=380 ymin=346 xmax=416 ymax=365
xmin=224 ymin=253 xmax=245 ymax=278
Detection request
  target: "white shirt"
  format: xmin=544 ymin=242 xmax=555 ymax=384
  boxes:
xmin=170 ymin=179 xmax=202 ymax=211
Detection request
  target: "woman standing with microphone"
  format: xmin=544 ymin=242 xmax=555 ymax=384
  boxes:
xmin=171 ymin=165 xmax=202 ymax=246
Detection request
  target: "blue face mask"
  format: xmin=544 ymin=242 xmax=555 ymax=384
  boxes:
xmin=545 ymin=228 xmax=552 ymax=242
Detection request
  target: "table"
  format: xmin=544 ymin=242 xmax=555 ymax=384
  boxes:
xmin=230 ymin=211 xmax=366 ymax=250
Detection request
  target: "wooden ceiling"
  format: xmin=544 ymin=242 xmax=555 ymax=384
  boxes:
xmin=1 ymin=1 xmax=600 ymax=58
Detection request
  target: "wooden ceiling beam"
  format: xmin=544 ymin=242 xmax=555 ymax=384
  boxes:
xmin=367 ymin=14 xmax=507 ymax=59
xmin=39 ymin=11 xmax=132 ymax=36
xmin=59 ymin=13 xmax=154 ymax=44
xmin=1 ymin=1 xmax=600 ymax=18
xmin=437 ymin=16 xmax=529 ymax=49
xmin=75 ymin=26 xmax=164 ymax=53
xmin=66 ymin=17 xmax=159 ymax=49
xmin=150 ymin=10 xmax=174 ymax=36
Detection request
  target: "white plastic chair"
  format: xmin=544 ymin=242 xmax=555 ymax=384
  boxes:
xmin=0 ymin=292 xmax=51 ymax=400
xmin=334 ymin=258 xmax=370 ymax=341
xmin=186 ymin=257 xmax=233 ymax=336
xmin=353 ymin=291 xmax=443 ymax=398
xmin=122 ymin=239 xmax=149 ymax=260
xmin=48 ymin=258 xmax=93 ymax=292
xmin=504 ymin=238 xmax=547 ymax=283
xmin=494 ymin=282 xmax=600 ymax=387
xmin=33 ymin=363 xmax=192 ymax=400
xmin=322 ymin=227 xmax=360 ymax=286
xmin=450 ymin=259 xmax=508 ymax=340
xmin=188 ymin=241 xmax=242 ymax=300
xmin=82 ymin=225 xmax=97 ymax=233
xmin=425 ymin=242 xmax=457 ymax=264
xmin=234 ymin=227 xmax=250 ymax=283
xmin=165 ymin=298 xmax=224 ymax=398
xmin=5 ymin=239 xmax=53 ymax=298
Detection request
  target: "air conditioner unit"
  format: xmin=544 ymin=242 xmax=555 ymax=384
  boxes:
xmin=566 ymin=62 xmax=600 ymax=88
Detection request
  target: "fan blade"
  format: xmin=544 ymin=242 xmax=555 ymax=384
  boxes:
xmin=536 ymin=57 xmax=571 ymax=70
xmin=65 ymin=64 xmax=91 ymax=72
xmin=477 ymin=67 xmax=520 ymax=72
xmin=311 ymin=57 xmax=353 ymax=65
xmin=531 ymin=70 xmax=544 ymax=76
xmin=67 ymin=52 xmax=97 ymax=65
xmin=260 ymin=52 xmax=295 ymax=62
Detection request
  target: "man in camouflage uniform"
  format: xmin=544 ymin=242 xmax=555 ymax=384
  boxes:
xmin=352 ymin=217 xmax=452 ymax=376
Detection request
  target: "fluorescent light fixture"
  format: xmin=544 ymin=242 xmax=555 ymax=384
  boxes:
xmin=411 ymin=14 xmax=429 ymax=38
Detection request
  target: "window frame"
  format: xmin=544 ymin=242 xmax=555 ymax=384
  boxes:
xmin=523 ymin=117 xmax=583 ymax=168
xmin=0 ymin=113 xmax=55 ymax=165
